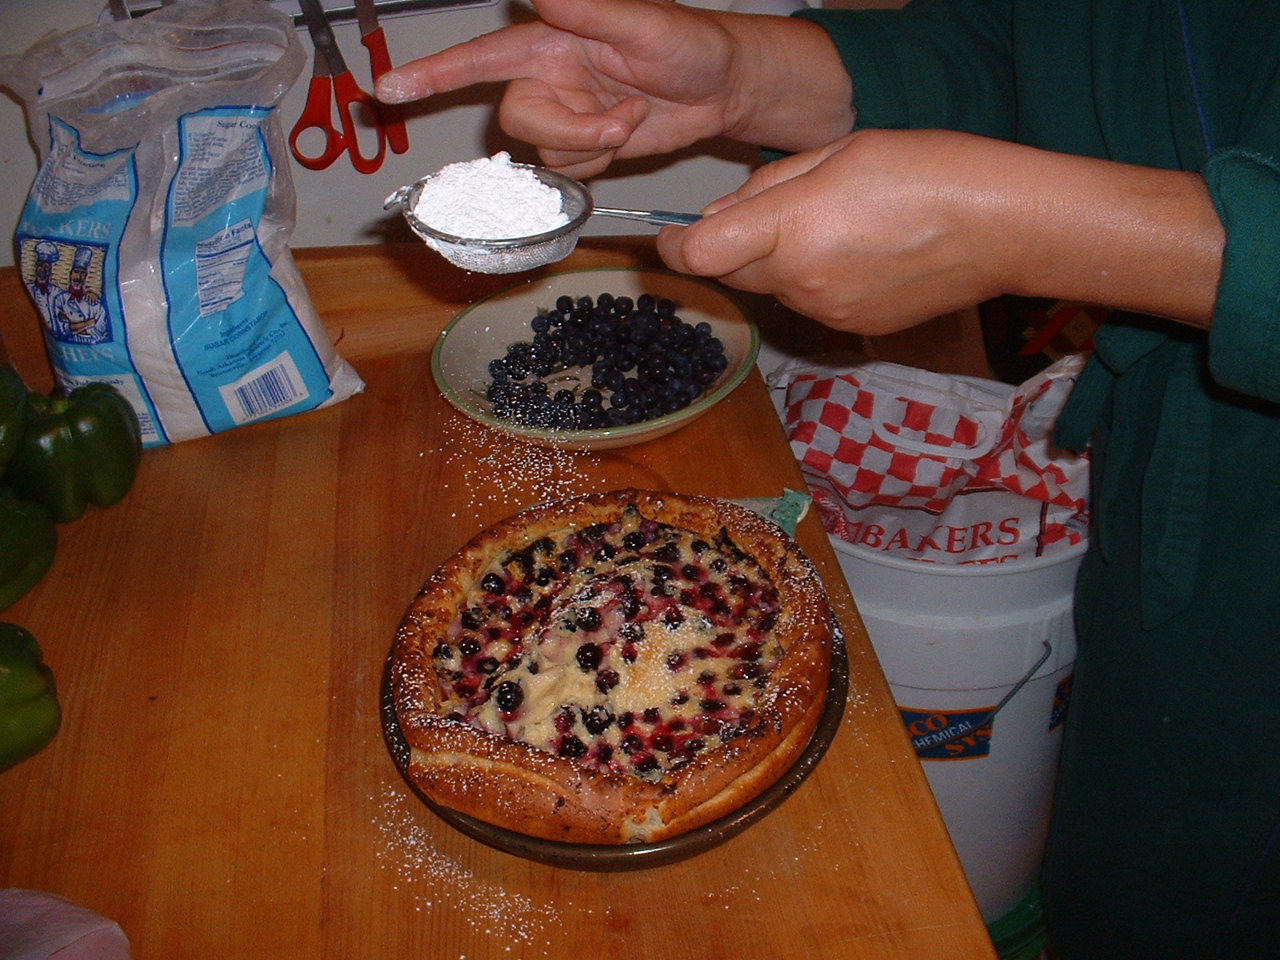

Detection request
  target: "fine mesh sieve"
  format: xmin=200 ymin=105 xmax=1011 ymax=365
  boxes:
xmin=384 ymin=164 xmax=700 ymax=275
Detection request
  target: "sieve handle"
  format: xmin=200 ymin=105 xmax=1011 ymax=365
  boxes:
xmin=592 ymin=207 xmax=702 ymax=226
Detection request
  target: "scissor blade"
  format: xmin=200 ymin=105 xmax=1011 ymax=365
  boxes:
xmin=354 ymin=0 xmax=379 ymax=37
xmin=298 ymin=0 xmax=349 ymax=77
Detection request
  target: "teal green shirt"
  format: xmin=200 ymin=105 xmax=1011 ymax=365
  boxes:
xmin=795 ymin=4 xmax=1280 ymax=957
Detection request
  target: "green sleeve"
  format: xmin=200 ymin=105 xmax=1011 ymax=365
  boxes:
xmin=1205 ymin=148 xmax=1280 ymax=403
xmin=794 ymin=0 xmax=1016 ymax=139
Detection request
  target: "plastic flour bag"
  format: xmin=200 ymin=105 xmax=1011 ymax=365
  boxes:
xmin=0 ymin=0 xmax=363 ymax=446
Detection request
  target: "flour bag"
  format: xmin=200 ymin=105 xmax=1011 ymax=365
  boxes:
xmin=0 ymin=0 xmax=363 ymax=446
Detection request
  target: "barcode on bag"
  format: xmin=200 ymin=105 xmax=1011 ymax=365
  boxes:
xmin=220 ymin=352 xmax=308 ymax=424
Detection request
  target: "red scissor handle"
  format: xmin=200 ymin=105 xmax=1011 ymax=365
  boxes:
xmin=290 ymin=75 xmax=346 ymax=171
xmin=361 ymin=26 xmax=409 ymax=155
xmin=330 ymin=70 xmax=387 ymax=174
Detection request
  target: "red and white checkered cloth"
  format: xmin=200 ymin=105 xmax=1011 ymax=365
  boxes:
xmin=778 ymin=354 xmax=1090 ymax=562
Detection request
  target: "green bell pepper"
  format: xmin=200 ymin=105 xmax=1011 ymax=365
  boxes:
xmin=0 ymin=484 xmax=57 ymax=612
xmin=0 ymin=365 xmax=26 ymax=472
xmin=0 ymin=622 xmax=61 ymax=772
xmin=5 ymin=381 xmax=142 ymax=523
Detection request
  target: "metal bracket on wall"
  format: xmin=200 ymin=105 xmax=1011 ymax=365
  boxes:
xmin=103 ymin=0 xmax=499 ymax=25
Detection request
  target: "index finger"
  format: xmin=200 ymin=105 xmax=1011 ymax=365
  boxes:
xmin=375 ymin=21 xmax=550 ymax=103
xmin=375 ymin=0 xmax=682 ymax=104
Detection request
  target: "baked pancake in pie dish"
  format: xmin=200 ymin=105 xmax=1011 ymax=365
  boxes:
xmin=386 ymin=489 xmax=840 ymax=851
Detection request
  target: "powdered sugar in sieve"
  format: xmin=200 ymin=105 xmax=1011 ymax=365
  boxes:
xmin=385 ymin=153 xmax=700 ymax=274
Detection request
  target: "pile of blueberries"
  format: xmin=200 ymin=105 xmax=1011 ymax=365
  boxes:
xmin=484 ymin=292 xmax=730 ymax=430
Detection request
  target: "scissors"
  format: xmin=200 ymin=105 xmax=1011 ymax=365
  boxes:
xmin=290 ymin=0 xmax=408 ymax=173
xmin=355 ymin=0 xmax=409 ymax=157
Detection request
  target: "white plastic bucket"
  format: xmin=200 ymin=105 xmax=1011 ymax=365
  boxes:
xmin=832 ymin=536 xmax=1085 ymax=922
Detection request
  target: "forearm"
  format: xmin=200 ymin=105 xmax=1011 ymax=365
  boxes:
xmin=983 ymin=143 xmax=1225 ymax=327
xmin=658 ymin=129 xmax=1225 ymax=337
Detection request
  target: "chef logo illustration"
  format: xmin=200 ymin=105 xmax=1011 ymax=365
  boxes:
xmin=19 ymin=237 xmax=112 ymax=346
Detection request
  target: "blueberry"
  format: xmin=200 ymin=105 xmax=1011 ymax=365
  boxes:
xmin=583 ymin=705 xmax=613 ymax=735
xmin=558 ymin=736 xmax=587 ymax=759
xmin=480 ymin=572 xmax=505 ymax=594
xmin=575 ymin=642 xmax=603 ymax=671
xmin=494 ymin=680 xmax=523 ymax=713
xmin=653 ymin=543 xmax=680 ymax=562
xmin=553 ymin=706 xmax=576 ymax=733
xmin=619 ymin=622 xmax=643 ymax=642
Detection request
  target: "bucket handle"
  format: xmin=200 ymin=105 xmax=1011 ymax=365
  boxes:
xmin=917 ymin=641 xmax=1053 ymax=750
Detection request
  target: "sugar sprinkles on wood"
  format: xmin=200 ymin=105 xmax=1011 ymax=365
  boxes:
xmin=373 ymin=784 xmax=604 ymax=958
xmin=436 ymin=416 xmax=593 ymax=515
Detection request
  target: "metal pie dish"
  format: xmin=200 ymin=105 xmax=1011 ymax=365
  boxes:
xmin=431 ymin=268 xmax=761 ymax=451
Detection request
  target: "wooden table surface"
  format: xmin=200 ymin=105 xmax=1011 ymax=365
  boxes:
xmin=0 ymin=240 xmax=996 ymax=960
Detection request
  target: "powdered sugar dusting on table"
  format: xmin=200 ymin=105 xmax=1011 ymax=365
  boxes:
xmin=371 ymin=779 xmax=850 ymax=957
xmin=434 ymin=416 xmax=593 ymax=515
xmin=373 ymin=783 xmax=606 ymax=958
xmin=411 ymin=152 xmax=570 ymax=240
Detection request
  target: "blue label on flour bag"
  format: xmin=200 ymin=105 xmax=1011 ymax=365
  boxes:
xmin=16 ymin=118 xmax=166 ymax=444
xmin=901 ymin=707 xmax=994 ymax=759
xmin=162 ymin=107 xmax=332 ymax=433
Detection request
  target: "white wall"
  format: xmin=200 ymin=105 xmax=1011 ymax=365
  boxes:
xmin=0 ymin=0 xmax=785 ymax=269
